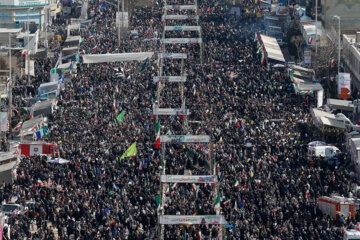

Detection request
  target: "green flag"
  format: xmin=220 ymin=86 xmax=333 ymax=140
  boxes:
xmin=156 ymin=194 xmax=161 ymax=208
xmin=155 ymin=122 xmax=160 ymax=133
xmin=120 ymin=142 xmax=137 ymax=160
xmin=116 ymin=110 xmax=125 ymax=123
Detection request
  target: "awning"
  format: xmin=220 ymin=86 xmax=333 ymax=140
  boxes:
xmin=260 ymin=34 xmax=285 ymax=62
xmin=82 ymin=52 xmax=154 ymax=64
xmin=327 ymin=98 xmax=354 ymax=112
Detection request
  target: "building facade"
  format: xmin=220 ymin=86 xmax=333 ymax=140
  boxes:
xmin=343 ymin=33 xmax=360 ymax=89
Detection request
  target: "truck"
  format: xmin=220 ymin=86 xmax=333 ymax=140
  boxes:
xmin=307 ymin=145 xmax=340 ymax=159
xmin=318 ymin=195 xmax=355 ymax=220
xmin=18 ymin=142 xmax=58 ymax=157
xmin=334 ymin=113 xmax=360 ymax=132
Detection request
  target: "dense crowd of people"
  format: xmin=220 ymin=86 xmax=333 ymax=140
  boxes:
xmin=0 ymin=0 xmax=359 ymax=239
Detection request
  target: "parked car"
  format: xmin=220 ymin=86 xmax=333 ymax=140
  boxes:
xmin=1 ymin=203 xmax=24 ymax=215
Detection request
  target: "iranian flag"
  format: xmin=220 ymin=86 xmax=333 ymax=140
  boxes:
xmin=125 ymin=68 xmax=131 ymax=73
xmin=155 ymin=122 xmax=160 ymax=149
xmin=192 ymin=84 xmax=196 ymax=96
xmin=257 ymin=159 xmax=262 ymax=167
xmin=145 ymin=207 xmax=152 ymax=214
xmin=308 ymin=37 xmax=313 ymax=44
xmin=100 ymin=140 xmax=107 ymax=146
xmin=235 ymin=118 xmax=240 ymax=128
xmin=259 ymin=48 xmax=266 ymax=64
xmin=165 ymin=185 xmax=170 ymax=194
xmin=224 ymin=199 xmax=231 ymax=206
xmin=92 ymin=44 xmax=101 ymax=50
xmin=197 ymin=231 xmax=203 ymax=239
xmin=215 ymin=194 xmax=220 ymax=212
xmin=14 ymin=122 xmax=23 ymax=130
xmin=172 ymin=183 xmax=178 ymax=189
xmin=37 ymin=179 xmax=43 ymax=185
xmin=255 ymin=179 xmax=261 ymax=184
xmin=139 ymin=161 xmax=143 ymax=170
xmin=191 ymin=183 xmax=197 ymax=192
xmin=331 ymin=59 xmax=336 ymax=68
xmin=234 ymin=180 xmax=239 ymax=188
xmin=254 ymin=33 xmax=258 ymax=42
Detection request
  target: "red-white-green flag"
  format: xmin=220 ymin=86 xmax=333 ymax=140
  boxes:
xmin=197 ymin=231 xmax=203 ymax=239
xmin=224 ymin=199 xmax=231 ymax=206
xmin=155 ymin=122 xmax=160 ymax=149
xmin=331 ymin=59 xmax=336 ymax=68
xmin=234 ymin=180 xmax=239 ymax=188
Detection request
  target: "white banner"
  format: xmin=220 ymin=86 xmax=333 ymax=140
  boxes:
xmin=165 ymin=26 xmax=201 ymax=31
xmin=153 ymin=76 xmax=186 ymax=83
xmin=25 ymin=60 xmax=35 ymax=76
xmin=160 ymin=135 xmax=210 ymax=143
xmin=0 ymin=112 xmax=8 ymax=132
xmin=161 ymin=175 xmax=217 ymax=183
xmin=164 ymin=15 xmax=199 ymax=20
xmin=165 ymin=5 xmax=197 ymax=10
xmin=116 ymin=12 xmax=129 ymax=28
xmin=160 ymin=215 xmax=226 ymax=225
xmin=82 ymin=52 xmax=154 ymax=64
xmin=163 ymin=38 xmax=202 ymax=44
xmin=153 ymin=108 xmax=189 ymax=116
xmin=159 ymin=53 xmax=187 ymax=59
xmin=338 ymin=72 xmax=351 ymax=99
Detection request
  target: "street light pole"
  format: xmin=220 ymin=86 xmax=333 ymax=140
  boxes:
xmin=334 ymin=15 xmax=341 ymax=76
xmin=8 ymin=33 xmax=12 ymax=133
xmin=117 ymin=0 xmax=121 ymax=50
xmin=315 ymin=0 xmax=318 ymax=57
xmin=27 ymin=8 xmax=30 ymax=86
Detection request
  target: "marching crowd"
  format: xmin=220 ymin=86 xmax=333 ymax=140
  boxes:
xmin=0 ymin=0 xmax=359 ymax=239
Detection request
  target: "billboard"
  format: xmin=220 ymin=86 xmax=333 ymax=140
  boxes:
xmin=161 ymin=175 xmax=217 ymax=183
xmin=338 ymin=72 xmax=351 ymax=99
xmin=160 ymin=215 xmax=226 ymax=225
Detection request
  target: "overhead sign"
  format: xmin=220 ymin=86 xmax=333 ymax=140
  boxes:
xmin=159 ymin=53 xmax=187 ymax=59
xmin=164 ymin=15 xmax=199 ymax=20
xmin=153 ymin=108 xmax=189 ymax=116
xmin=338 ymin=72 xmax=351 ymax=99
xmin=161 ymin=175 xmax=217 ymax=183
xmin=163 ymin=38 xmax=202 ymax=44
xmin=165 ymin=26 xmax=201 ymax=31
xmin=160 ymin=215 xmax=226 ymax=225
xmin=164 ymin=5 xmax=197 ymax=10
xmin=160 ymin=135 xmax=210 ymax=143
xmin=153 ymin=76 xmax=186 ymax=83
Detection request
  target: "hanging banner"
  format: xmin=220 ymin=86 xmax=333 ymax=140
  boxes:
xmin=153 ymin=76 xmax=187 ymax=83
xmin=160 ymin=215 xmax=226 ymax=225
xmin=164 ymin=26 xmax=201 ymax=31
xmin=163 ymin=38 xmax=202 ymax=44
xmin=25 ymin=60 xmax=35 ymax=76
xmin=159 ymin=53 xmax=187 ymax=59
xmin=338 ymin=72 xmax=351 ymax=99
xmin=161 ymin=175 xmax=217 ymax=183
xmin=0 ymin=112 xmax=8 ymax=132
xmin=153 ymin=108 xmax=189 ymax=116
xmin=164 ymin=15 xmax=199 ymax=20
xmin=160 ymin=135 xmax=210 ymax=143
xmin=164 ymin=5 xmax=197 ymax=10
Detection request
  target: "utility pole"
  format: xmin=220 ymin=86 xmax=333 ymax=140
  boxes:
xmin=27 ymin=8 xmax=30 ymax=86
xmin=334 ymin=15 xmax=341 ymax=76
xmin=315 ymin=0 xmax=318 ymax=57
xmin=8 ymin=33 xmax=12 ymax=133
xmin=117 ymin=0 xmax=121 ymax=50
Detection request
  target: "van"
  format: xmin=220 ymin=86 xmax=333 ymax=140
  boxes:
xmin=307 ymin=145 xmax=340 ymax=159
